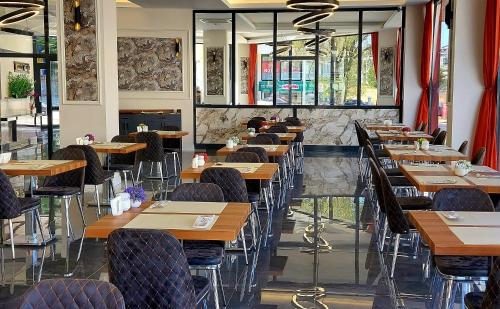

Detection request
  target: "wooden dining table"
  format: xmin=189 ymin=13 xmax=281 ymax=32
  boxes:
xmin=376 ymin=130 xmax=433 ymax=142
xmin=400 ymin=164 xmax=500 ymax=193
xmin=241 ymin=133 xmax=297 ymax=142
xmin=129 ymin=130 xmax=189 ymax=139
xmin=384 ymin=144 xmax=467 ymax=161
xmin=409 ymin=211 xmax=500 ymax=256
xmin=91 ymin=142 xmax=147 ymax=154
xmin=366 ymin=123 xmax=407 ymax=131
xmin=180 ymin=162 xmax=279 ymax=181
xmin=85 ymin=201 xmax=251 ymax=241
xmin=216 ymin=145 xmax=290 ymax=157
xmin=259 ymin=126 xmax=306 ymax=133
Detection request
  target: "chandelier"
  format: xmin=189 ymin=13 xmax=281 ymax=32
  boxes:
xmin=0 ymin=0 xmax=44 ymax=27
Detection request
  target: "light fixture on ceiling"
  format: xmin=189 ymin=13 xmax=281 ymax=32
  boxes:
xmin=286 ymin=0 xmax=339 ymax=11
xmin=304 ymin=36 xmax=330 ymax=48
xmin=0 ymin=0 xmax=44 ymax=8
xmin=297 ymin=27 xmax=335 ymax=37
xmin=292 ymin=9 xmax=334 ymax=27
xmin=0 ymin=7 xmax=39 ymax=26
xmin=200 ymin=18 xmax=232 ymax=25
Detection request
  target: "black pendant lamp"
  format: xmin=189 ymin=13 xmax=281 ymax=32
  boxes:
xmin=304 ymin=36 xmax=330 ymax=48
xmin=292 ymin=9 xmax=333 ymax=27
xmin=0 ymin=0 xmax=44 ymax=8
xmin=0 ymin=7 xmax=39 ymax=26
xmin=286 ymin=0 xmax=339 ymax=11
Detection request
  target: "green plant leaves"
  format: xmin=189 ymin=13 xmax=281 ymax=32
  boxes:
xmin=8 ymin=72 xmax=34 ymax=99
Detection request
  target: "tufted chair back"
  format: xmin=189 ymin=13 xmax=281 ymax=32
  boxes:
xmin=251 ymin=116 xmax=266 ymax=122
xmin=108 ymin=229 xmax=196 ymax=309
xmin=433 ymin=131 xmax=447 ymax=145
xmin=433 ymin=188 xmax=494 ymax=212
xmin=480 ymin=257 xmax=500 ymax=308
xmin=171 ymin=183 xmax=224 ymax=202
xmin=266 ymin=125 xmax=288 ymax=134
xmin=226 ymin=152 xmax=260 ymax=163
xmin=0 ymin=170 xmax=22 ymax=219
xmin=379 ymin=167 xmax=409 ymax=234
xmin=247 ymin=119 xmax=264 ymax=131
xmin=258 ymin=133 xmax=281 ymax=145
xmin=200 ymin=168 xmax=248 ymax=203
xmin=368 ymin=158 xmax=386 ymax=214
xmin=43 ymin=147 xmax=86 ymax=193
xmin=471 ymin=147 xmax=487 ymax=166
xmin=135 ymin=132 xmax=164 ymax=162
xmin=458 ymin=140 xmax=469 ymax=155
xmin=237 ymin=147 xmax=269 ymax=163
xmin=161 ymin=125 xmax=181 ymax=150
xmin=431 ymin=128 xmax=441 ymax=139
xmin=68 ymin=145 xmax=106 ymax=186
xmin=19 ymin=279 xmax=125 ymax=309
xmin=110 ymin=135 xmax=136 ymax=166
xmin=285 ymin=117 xmax=301 ymax=126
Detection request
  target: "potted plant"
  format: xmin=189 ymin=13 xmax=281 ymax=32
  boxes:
xmin=417 ymin=138 xmax=430 ymax=150
xmin=3 ymin=73 xmax=34 ymax=117
xmin=247 ymin=127 xmax=256 ymax=137
xmin=402 ymin=127 xmax=411 ymax=135
xmin=454 ymin=160 xmax=472 ymax=177
xmin=137 ymin=123 xmax=148 ymax=132
xmin=124 ymin=186 xmax=146 ymax=208
xmin=85 ymin=133 xmax=95 ymax=144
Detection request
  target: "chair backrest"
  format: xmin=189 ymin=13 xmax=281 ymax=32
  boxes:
xmin=19 ymin=279 xmax=125 ymax=309
xmin=0 ymin=170 xmax=22 ymax=219
xmin=161 ymin=125 xmax=181 ymax=149
xmin=258 ymin=133 xmax=280 ymax=145
xmin=108 ymin=229 xmax=196 ymax=308
xmin=458 ymin=140 xmax=469 ymax=155
xmin=480 ymin=257 xmax=500 ymax=308
xmin=285 ymin=117 xmax=301 ymax=126
xmin=365 ymin=141 xmax=382 ymax=169
xmin=471 ymin=147 xmax=487 ymax=165
xmin=431 ymin=128 xmax=441 ymax=138
xmin=135 ymin=132 xmax=164 ymax=162
xmin=368 ymin=158 xmax=386 ymax=214
xmin=251 ymin=116 xmax=266 ymax=122
xmin=354 ymin=121 xmax=364 ymax=147
xmin=248 ymin=135 xmax=274 ymax=145
xmin=200 ymin=167 xmax=248 ymax=202
xmin=433 ymin=188 xmax=494 ymax=211
xmin=237 ymin=147 xmax=269 ymax=163
xmin=110 ymin=135 xmax=136 ymax=166
xmin=43 ymin=147 xmax=86 ymax=192
xmin=67 ymin=145 xmax=106 ymax=186
xmin=171 ymin=183 xmax=224 ymax=202
xmin=432 ymin=130 xmax=447 ymax=145
xmin=378 ymin=167 xmax=409 ymax=234
xmin=226 ymin=151 xmax=260 ymax=163
xmin=266 ymin=125 xmax=288 ymax=134
xmin=247 ymin=119 xmax=264 ymax=131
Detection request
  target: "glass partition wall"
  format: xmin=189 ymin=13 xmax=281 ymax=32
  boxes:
xmin=193 ymin=8 xmax=405 ymax=108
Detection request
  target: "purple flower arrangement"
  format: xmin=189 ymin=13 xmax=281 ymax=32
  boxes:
xmin=124 ymin=186 xmax=146 ymax=202
xmin=85 ymin=133 xmax=95 ymax=142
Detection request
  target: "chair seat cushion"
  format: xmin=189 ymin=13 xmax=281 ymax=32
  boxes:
xmin=192 ymin=275 xmax=210 ymax=304
xmin=35 ymin=186 xmax=81 ymax=197
xmin=184 ymin=241 xmax=224 ymax=266
xmin=434 ymin=256 xmax=490 ymax=277
xmin=384 ymin=168 xmax=404 ymax=177
xmin=397 ymin=196 xmax=433 ymax=210
xmin=103 ymin=164 xmax=134 ymax=171
xmin=103 ymin=171 xmax=115 ymax=180
xmin=18 ymin=197 xmax=40 ymax=213
xmin=464 ymin=292 xmax=483 ymax=309
xmin=389 ymin=176 xmax=413 ymax=187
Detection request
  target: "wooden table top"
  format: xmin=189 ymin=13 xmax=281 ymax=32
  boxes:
xmin=84 ymin=201 xmax=251 ymax=241
xmin=384 ymin=145 xmax=467 ymax=161
xmin=408 ymin=211 xmax=500 ymax=256
xmin=241 ymin=133 xmax=297 ymax=142
xmin=241 ymin=120 xmax=305 ymax=127
xmin=400 ymin=164 xmax=500 ymax=193
xmin=376 ymin=131 xmax=433 ymax=142
xmin=259 ymin=126 xmax=306 ymax=133
xmin=91 ymin=142 xmax=147 ymax=154
xmin=0 ymin=160 xmax=87 ymax=177
xmin=216 ymin=145 xmax=290 ymax=157
xmin=129 ymin=130 xmax=189 ymax=139
xmin=366 ymin=124 xmax=407 ymax=131
xmin=180 ymin=162 xmax=279 ymax=181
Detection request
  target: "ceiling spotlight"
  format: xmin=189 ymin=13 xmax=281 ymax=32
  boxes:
xmin=304 ymin=36 xmax=330 ymax=47
xmin=293 ymin=9 xmax=334 ymax=27
xmin=0 ymin=0 xmax=44 ymax=9
xmin=0 ymin=8 xmax=39 ymax=26
xmin=297 ymin=27 xmax=335 ymax=37
xmin=286 ymin=0 xmax=339 ymax=11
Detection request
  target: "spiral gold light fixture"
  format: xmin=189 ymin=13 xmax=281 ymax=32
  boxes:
xmin=0 ymin=0 xmax=44 ymax=8
xmin=286 ymin=0 xmax=339 ymax=11
xmin=292 ymin=9 xmax=334 ymax=27
xmin=0 ymin=0 xmax=44 ymax=27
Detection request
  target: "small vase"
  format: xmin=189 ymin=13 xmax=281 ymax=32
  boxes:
xmin=131 ymin=200 xmax=142 ymax=208
xmin=137 ymin=126 xmax=143 ymax=132
xmin=198 ymin=156 xmax=205 ymax=166
xmin=421 ymin=141 xmax=430 ymax=151
xmin=414 ymin=141 xmax=420 ymax=151
xmin=454 ymin=167 xmax=470 ymax=177
xmin=226 ymin=140 xmax=234 ymax=149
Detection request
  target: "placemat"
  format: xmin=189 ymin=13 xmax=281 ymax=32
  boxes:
xmin=153 ymin=130 xmax=180 ymax=135
xmin=414 ymin=175 xmax=471 ymax=186
xmin=144 ymin=201 xmax=228 ymax=214
xmin=450 ymin=227 xmax=500 ymax=245
xmin=437 ymin=212 xmax=500 ymax=227
xmin=240 ymin=145 xmax=278 ymax=151
xmin=401 ymin=164 xmax=449 ymax=172
xmin=214 ymin=162 xmax=263 ymax=168
xmin=122 ymin=214 xmax=219 ymax=230
xmin=92 ymin=143 xmax=135 ymax=149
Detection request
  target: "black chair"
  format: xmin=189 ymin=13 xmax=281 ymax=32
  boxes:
xmin=250 ymin=116 xmax=266 ymax=122
xmin=171 ymin=183 xmax=226 ymax=308
xmin=68 ymin=145 xmax=115 ymax=217
xmin=431 ymin=188 xmax=494 ymax=309
xmin=432 ymin=130 xmax=447 ymax=145
xmin=106 ymin=135 xmax=136 ymax=187
xmin=265 ymin=124 xmax=288 ymax=134
xmin=464 ymin=257 xmax=500 ymax=309
xmin=258 ymin=133 xmax=281 ymax=145
xmin=200 ymin=167 xmax=256 ymax=264
xmin=108 ymin=229 xmax=210 ymax=308
xmin=19 ymin=279 xmax=125 ymax=309
xmin=458 ymin=140 xmax=469 ymax=155
xmin=431 ymin=128 xmax=441 ymax=139
xmin=285 ymin=117 xmax=302 ymax=126
xmin=161 ymin=125 xmax=182 ymax=178
xmin=247 ymin=135 xmax=274 ymax=145
xmin=35 ymin=147 xmax=87 ymax=242
xmin=471 ymin=147 xmax=487 ymax=165
xmin=285 ymin=117 xmax=305 ymax=156
xmin=0 ymin=170 xmax=42 ymax=259
xmin=247 ymin=119 xmax=264 ymax=131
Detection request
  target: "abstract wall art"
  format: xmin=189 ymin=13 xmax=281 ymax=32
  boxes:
xmin=240 ymin=57 xmax=249 ymax=95
xmin=206 ymin=47 xmax=224 ymax=96
xmin=379 ymin=46 xmax=395 ymax=97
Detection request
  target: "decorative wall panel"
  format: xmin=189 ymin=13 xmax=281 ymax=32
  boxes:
xmin=206 ymin=47 xmax=224 ymax=96
xmin=64 ymin=0 xmax=98 ymax=101
xmin=117 ymin=37 xmax=183 ymax=91
xmin=379 ymin=46 xmax=395 ymax=97
xmin=240 ymin=57 xmax=248 ymax=94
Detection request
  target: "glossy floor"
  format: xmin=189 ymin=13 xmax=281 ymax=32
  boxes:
xmin=0 ymin=152 xmax=438 ymax=308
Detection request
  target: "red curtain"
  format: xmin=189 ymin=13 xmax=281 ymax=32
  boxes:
xmin=371 ymin=33 xmax=379 ymax=78
xmin=248 ymin=44 xmax=257 ymax=105
xmin=415 ymin=2 xmax=434 ymax=130
xmin=395 ymin=29 xmax=402 ymax=106
xmin=472 ymin=0 xmax=499 ymax=170
xmin=429 ymin=4 xmax=443 ymax=133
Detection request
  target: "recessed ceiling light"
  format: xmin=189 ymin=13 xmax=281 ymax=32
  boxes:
xmin=0 ymin=0 xmax=44 ymax=9
xmin=293 ymin=9 xmax=334 ymax=27
xmin=286 ymin=0 xmax=339 ymax=11
xmin=0 ymin=8 xmax=39 ymax=26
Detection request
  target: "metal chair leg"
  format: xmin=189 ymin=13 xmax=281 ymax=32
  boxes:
xmin=8 ymin=219 xmax=14 ymax=260
xmin=217 ymin=267 xmax=227 ymax=306
xmin=94 ymin=186 xmax=101 ymax=218
xmin=34 ymin=209 xmax=45 ymax=244
xmin=211 ymin=269 xmax=220 ymax=309
xmin=390 ymin=234 xmax=401 ymax=278
xmin=240 ymin=227 xmax=249 ymax=265
xmin=76 ymin=194 xmax=86 ymax=227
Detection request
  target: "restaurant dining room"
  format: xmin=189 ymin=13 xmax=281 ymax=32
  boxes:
xmin=0 ymin=0 xmax=499 ymax=308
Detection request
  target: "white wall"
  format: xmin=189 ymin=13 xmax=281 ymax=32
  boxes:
xmin=449 ymin=0 xmax=486 ymax=151
xmin=117 ymin=8 xmax=194 ymax=150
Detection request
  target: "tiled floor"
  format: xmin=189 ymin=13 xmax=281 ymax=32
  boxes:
xmin=0 ymin=150 xmax=446 ymax=308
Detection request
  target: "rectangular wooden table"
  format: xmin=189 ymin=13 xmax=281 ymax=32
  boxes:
xmin=129 ymin=130 xmax=189 ymax=139
xmin=0 ymin=160 xmax=87 ymax=177
xmin=84 ymin=201 xmax=251 ymax=241
xmin=400 ymin=164 xmax=500 ymax=193
xmin=259 ymin=126 xmax=306 ymax=133
xmin=216 ymin=145 xmax=289 ymax=157
xmin=180 ymin=162 xmax=279 ymax=181
xmin=376 ymin=131 xmax=433 ymax=142
xmin=91 ymin=142 xmax=147 ymax=154
xmin=366 ymin=123 xmax=407 ymax=131
xmin=384 ymin=144 xmax=467 ymax=161
xmin=409 ymin=211 xmax=500 ymax=256
xmin=241 ymin=133 xmax=296 ymax=142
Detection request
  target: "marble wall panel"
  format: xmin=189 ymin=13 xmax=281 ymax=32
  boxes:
xmin=64 ymin=0 xmax=98 ymax=101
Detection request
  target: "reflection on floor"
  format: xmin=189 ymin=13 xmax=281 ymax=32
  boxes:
xmin=0 ymin=152 xmax=437 ymax=309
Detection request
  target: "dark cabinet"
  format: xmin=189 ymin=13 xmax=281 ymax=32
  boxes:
xmin=119 ymin=110 xmax=181 ymax=135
